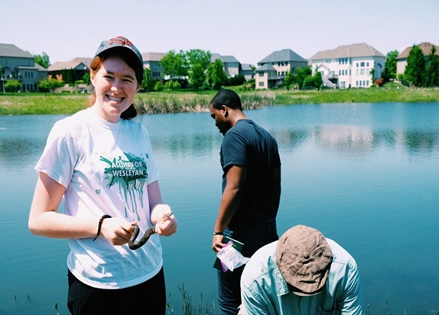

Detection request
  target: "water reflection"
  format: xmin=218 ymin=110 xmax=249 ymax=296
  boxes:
xmin=1 ymin=103 xmax=439 ymax=315
xmin=314 ymin=125 xmax=374 ymax=154
xmin=273 ymin=129 xmax=309 ymax=149
xmin=403 ymin=130 xmax=439 ymax=154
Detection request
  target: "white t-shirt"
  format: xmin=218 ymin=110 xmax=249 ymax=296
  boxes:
xmin=36 ymin=107 xmax=162 ymax=289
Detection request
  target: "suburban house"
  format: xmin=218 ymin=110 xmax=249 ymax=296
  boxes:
xmin=0 ymin=43 xmax=48 ymax=92
xmin=48 ymin=57 xmax=91 ymax=83
xmin=211 ymin=53 xmax=240 ymax=78
xmin=396 ymin=42 xmax=439 ymax=76
xmin=240 ymin=63 xmax=253 ymax=81
xmin=309 ymin=43 xmax=385 ymax=89
xmin=255 ymin=49 xmax=308 ymax=89
xmin=142 ymin=52 xmax=165 ymax=80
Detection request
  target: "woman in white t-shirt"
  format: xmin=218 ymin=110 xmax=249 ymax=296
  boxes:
xmin=28 ymin=36 xmax=178 ymax=315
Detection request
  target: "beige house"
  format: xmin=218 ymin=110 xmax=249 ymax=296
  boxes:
xmin=309 ymin=43 xmax=385 ymax=89
xmin=48 ymin=57 xmax=91 ymax=82
xmin=255 ymin=49 xmax=307 ymax=89
xmin=396 ymin=42 xmax=439 ymax=76
xmin=0 ymin=43 xmax=48 ymax=92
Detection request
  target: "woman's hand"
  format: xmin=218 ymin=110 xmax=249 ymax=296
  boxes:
xmin=100 ymin=217 xmax=135 ymax=246
xmin=152 ymin=204 xmax=177 ymax=236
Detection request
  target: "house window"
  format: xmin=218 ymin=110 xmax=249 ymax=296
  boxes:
xmin=259 ymin=82 xmax=264 ymax=87
xmin=361 ymin=62 xmax=365 ymax=67
xmin=360 ymin=69 xmax=365 ymax=75
xmin=259 ymin=72 xmax=263 ymax=77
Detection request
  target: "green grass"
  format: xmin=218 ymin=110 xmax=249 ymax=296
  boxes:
xmin=1 ymin=84 xmax=438 ymax=116
xmin=0 ymin=93 xmax=88 ymax=115
xmin=275 ymin=85 xmax=439 ymax=105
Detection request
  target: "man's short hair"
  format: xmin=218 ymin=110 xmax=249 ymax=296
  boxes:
xmin=210 ymin=89 xmax=242 ymax=110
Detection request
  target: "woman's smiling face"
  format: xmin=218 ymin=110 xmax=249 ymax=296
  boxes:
xmin=91 ymin=56 xmax=139 ymax=122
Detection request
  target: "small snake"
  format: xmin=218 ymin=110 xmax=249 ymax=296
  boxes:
xmin=128 ymin=212 xmax=173 ymax=250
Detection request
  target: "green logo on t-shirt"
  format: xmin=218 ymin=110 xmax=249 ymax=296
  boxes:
xmin=100 ymin=153 xmax=148 ymax=220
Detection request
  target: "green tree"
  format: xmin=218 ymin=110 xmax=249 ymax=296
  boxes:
xmin=303 ymin=75 xmax=314 ymax=90
xmin=313 ymin=71 xmax=322 ymax=90
xmin=189 ymin=63 xmax=206 ymax=91
xmin=283 ymin=71 xmax=294 ymax=90
xmin=405 ymin=44 xmax=426 ymax=87
xmin=82 ymin=72 xmax=91 ymax=85
xmin=5 ymin=80 xmax=21 ymax=92
xmin=154 ymin=81 xmax=164 ymax=92
xmin=226 ymin=74 xmax=245 ymax=86
xmin=164 ymin=80 xmax=181 ymax=91
xmin=382 ymin=50 xmax=399 ymax=82
xmin=38 ymin=78 xmax=64 ymax=92
xmin=34 ymin=52 xmax=51 ymax=68
xmin=208 ymin=59 xmax=227 ymax=90
xmin=161 ymin=49 xmax=213 ymax=82
xmin=425 ymin=45 xmax=439 ymax=87
xmin=186 ymin=49 xmax=211 ymax=70
xmin=295 ymin=66 xmax=312 ymax=90
xmin=160 ymin=50 xmax=188 ymax=79
xmin=370 ymin=68 xmax=376 ymax=83
xmin=142 ymin=68 xmax=154 ymax=92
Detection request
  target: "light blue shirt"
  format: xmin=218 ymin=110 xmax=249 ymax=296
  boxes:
xmin=240 ymin=239 xmax=365 ymax=315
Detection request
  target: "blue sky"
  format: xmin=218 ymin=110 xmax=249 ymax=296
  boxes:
xmin=3 ymin=0 xmax=438 ymax=66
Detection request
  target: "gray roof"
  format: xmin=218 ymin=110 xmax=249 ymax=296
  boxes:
xmin=0 ymin=43 xmax=33 ymax=58
xmin=240 ymin=63 xmax=252 ymax=71
xmin=258 ymin=49 xmax=306 ymax=64
xmin=310 ymin=43 xmax=385 ymax=60
xmin=211 ymin=53 xmax=239 ymax=63
xmin=48 ymin=57 xmax=92 ymax=71
xmin=255 ymin=63 xmax=276 ymax=72
xmin=142 ymin=52 xmax=165 ymax=62
xmin=34 ymin=63 xmax=49 ymax=72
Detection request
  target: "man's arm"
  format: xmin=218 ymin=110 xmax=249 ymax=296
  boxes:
xmin=339 ymin=264 xmax=365 ymax=315
xmin=240 ymin=284 xmax=270 ymax=315
xmin=212 ymin=165 xmax=247 ymax=252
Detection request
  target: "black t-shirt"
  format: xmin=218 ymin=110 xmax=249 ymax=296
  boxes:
xmin=220 ymin=119 xmax=281 ymax=229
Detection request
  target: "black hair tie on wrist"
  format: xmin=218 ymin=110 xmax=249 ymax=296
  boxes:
xmin=93 ymin=215 xmax=112 ymax=241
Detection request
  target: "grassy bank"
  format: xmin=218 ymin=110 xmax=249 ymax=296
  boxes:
xmin=0 ymin=85 xmax=438 ymax=115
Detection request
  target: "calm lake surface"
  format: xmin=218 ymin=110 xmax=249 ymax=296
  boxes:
xmin=1 ymin=102 xmax=438 ymax=315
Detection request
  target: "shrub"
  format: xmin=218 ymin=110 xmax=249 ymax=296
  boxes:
xmin=374 ymin=78 xmax=384 ymax=87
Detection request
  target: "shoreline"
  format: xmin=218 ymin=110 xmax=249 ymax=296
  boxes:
xmin=1 ymin=87 xmax=438 ymax=115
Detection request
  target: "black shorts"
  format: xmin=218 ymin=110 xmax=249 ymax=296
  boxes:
xmin=67 ymin=267 xmax=166 ymax=315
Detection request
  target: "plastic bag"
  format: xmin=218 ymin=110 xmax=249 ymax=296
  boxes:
xmin=217 ymin=242 xmax=249 ymax=272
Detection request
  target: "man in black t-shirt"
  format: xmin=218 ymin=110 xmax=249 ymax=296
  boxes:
xmin=209 ymin=89 xmax=281 ymax=315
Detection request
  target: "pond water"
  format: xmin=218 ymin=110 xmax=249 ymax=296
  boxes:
xmin=0 ymin=102 xmax=438 ymax=315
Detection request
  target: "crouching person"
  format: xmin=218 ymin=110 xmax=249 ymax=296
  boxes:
xmin=239 ymin=225 xmax=365 ymax=315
